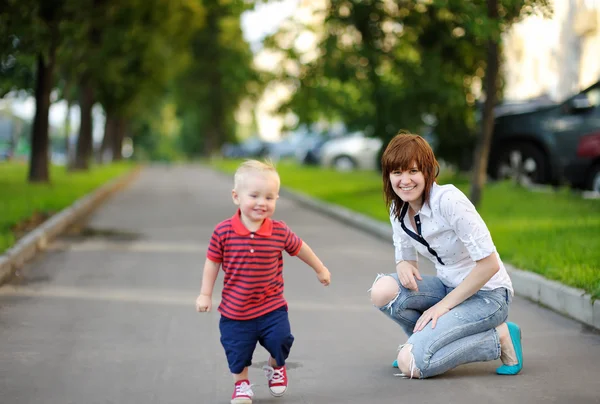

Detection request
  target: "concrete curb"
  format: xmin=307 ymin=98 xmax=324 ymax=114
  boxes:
xmin=0 ymin=166 xmax=142 ymax=287
xmin=280 ymin=187 xmax=600 ymax=331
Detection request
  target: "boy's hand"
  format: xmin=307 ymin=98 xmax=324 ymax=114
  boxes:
xmin=196 ymin=294 xmax=212 ymax=312
xmin=317 ymin=267 xmax=331 ymax=286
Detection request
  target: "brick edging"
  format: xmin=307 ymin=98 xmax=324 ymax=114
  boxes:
xmin=279 ymin=187 xmax=600 ymax=331
xmin=0 ymin=166 xmax=142 ymax=286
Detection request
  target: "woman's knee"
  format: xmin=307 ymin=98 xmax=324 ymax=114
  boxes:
xmin=370 ymin=275 xmax=400 ymax=307
xmin=397 ymin=344 xmax=421 ymax=379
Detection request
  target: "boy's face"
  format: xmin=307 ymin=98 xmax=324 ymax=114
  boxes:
xmin=232 ymin=172 xmax=280 ymax=225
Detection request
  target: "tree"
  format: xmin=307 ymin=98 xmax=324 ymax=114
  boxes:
xmin=263 ymin=1 xmax=487 ymax=166
xmin=0 ymin=1 xmax=36 ymax=98
xmin=264 ymin=0 xmax=552 ymax=192
xmin=27 ymin=1 xmax=66 ymax=182
xmin=469 ymin=0 xmax=551 ymax=206
xmin=174 ymin=0 xmax=261 ymax=157
xmin=93 ymin=0 xmax=204 ymax=162
xmin=0 ymin=0 xmax=85 ymax=182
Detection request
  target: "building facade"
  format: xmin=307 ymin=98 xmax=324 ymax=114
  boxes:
xmin=503 ymin=0 xmax=600 ymax=101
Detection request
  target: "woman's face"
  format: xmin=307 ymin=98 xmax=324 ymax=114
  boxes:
xmin=389 ymin=163 xmax=425 ymax=205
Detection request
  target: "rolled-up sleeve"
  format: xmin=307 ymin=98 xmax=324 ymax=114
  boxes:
xmin=440 ymin=189 xmax=496 ymax=262
xmin=390 ymin=214 xmax=417 ymax=263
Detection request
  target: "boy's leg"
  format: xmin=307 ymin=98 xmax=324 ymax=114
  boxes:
xmin=258 ymin=306 xmax=294 ymax=366
xmin=233 ymin=367 xmax=249 ymax=382
xmin=219 ymin=316 xmax=258 ymax=377
xmin=258 ymin=306 xmax=293 ymax=397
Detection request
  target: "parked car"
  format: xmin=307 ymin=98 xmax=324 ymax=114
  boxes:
xmin=221 ymin=137 xmax=270 ymax=159
xmin=0 ymin=117 xmax=15 ymax=161
xmin=267 ymin=131 xmax=323 ymax=162
xmin=488 ymin=81 xmax=600 ymax=191
xmin=320 ymin=132 xmax=383 ymax=171
xmin=294 ymin=132 xmax=332 ymax=166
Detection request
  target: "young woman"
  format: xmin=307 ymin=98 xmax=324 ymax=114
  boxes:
xmin=370 ymin=133 xmax=523 ymax=379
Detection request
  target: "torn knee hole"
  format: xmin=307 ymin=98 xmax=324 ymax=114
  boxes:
xmin=369 ymin=275 xmax=400 ymax=308
xmin=397 ymin=344 xmax=420 ymax=379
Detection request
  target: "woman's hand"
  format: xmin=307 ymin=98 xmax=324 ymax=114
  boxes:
xmin=396 ymin=261 xmax=422 ymax=291
xmin=414 ymin=302 xmax=450 ymax=332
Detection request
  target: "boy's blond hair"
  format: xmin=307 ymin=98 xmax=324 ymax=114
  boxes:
xmin=233 ymin=159 xmax=280 ymax=191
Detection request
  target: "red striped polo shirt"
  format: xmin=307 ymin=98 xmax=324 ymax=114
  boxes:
xmin=207 ymin=210 xmax=303 ymax=320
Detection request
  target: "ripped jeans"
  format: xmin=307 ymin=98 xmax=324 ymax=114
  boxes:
xmin=373 ymin=273 xmax=511 ymax=379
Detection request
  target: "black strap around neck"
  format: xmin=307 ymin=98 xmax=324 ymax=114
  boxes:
xmin=399 ymin=203 xmax=445 ymax=265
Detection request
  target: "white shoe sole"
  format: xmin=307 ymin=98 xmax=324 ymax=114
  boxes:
xmin=231 ymin=398 xmax=252 ymax=404
xmin=269 ymin=386 xmax=287 ymax=397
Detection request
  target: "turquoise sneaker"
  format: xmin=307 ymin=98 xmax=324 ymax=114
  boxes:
xmin=496 ymin=322 xmax=523 ymax=375
xmin=392 ymin=359 xmax=398 ymax=368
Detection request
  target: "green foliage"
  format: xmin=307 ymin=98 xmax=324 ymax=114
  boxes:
xmin=264 ymin=0 xmax=552 ymax=166
xmin=1 ymin=0 xmax=262 ymax=164
xmin=91 ymin=0 xmax=205 ymax=119
xmin=0 ymin=161 xmax=133 ymax=252
xmin=0 ymin=0 xmax=85 ymax=96
xmin=0 ymin=0 xmax=40 ymax=96
xmin=132 ymin=100 xmax=185 ymax=162
xmin=126 ymin=0 xmax=261 ymax=160
xmin=211 ymin=160 xmax=599 ymax=299
xmin=173 ymin=0 xmax=262 ymax=157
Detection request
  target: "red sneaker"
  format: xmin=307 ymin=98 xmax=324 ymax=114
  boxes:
xmin=231 ymin=380 xmax=253 ymax=404
xmin=263 ymin=365 xmax=288 ymax=397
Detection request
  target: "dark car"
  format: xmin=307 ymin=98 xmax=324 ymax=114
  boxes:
xmin=221 ymin=137 xmax=270 ymax=159
xmin=488 ymin=81 xmax=600 ymax=192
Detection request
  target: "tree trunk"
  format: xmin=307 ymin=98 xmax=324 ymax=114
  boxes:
xmin=99 ymin=112 xmax=115 ymax=163
xmin=64 ymin=98 xmax=72 ymax=169
xmin=73 ymin=81 xmax=94 ymax=170
xmin=28 ymin=52 xmax=55 ymax=183
xmin=469 ymin=0 xmax=499 ymax=207
xmin=111 ymin=117 xmax=126 ymax=161
xmin=355 ymin=10 xmax=386 ymax=141
xmin=205 ymin=6 xmax=223 ymax=156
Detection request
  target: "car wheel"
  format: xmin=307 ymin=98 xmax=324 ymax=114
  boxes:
xmin=587 ymin=163 xmax=600 ymax=193
xmin=332 ymin=155 xmax=357 ymax=171
xmin=490 ymin=142 xmax=549 ymax=185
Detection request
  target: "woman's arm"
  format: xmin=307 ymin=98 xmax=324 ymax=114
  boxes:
xmin=439 ymin=253 xmax=499 ymax=309
xmin=413 ymin=188 xmax=501 ymax=331
xmin=438 ymin=187 xmax=501 ymax=307
xmin=413 ymin=254 xmax=499 ymax=332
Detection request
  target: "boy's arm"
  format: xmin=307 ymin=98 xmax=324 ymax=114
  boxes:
xmin=296 ymin=242 xmax=331 ymax=286
xmin=196 ymin=258 xmax=221 ymax=312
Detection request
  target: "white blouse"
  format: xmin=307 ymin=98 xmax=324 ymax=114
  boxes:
xmin=391 ymin=182 xmax=513 ymax=294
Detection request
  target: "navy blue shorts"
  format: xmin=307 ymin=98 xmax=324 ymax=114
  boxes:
xmin=219 ymin=306 xmax=294 ymax=374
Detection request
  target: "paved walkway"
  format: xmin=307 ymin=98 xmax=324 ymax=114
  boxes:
xmin=1 ymin=165 xmax=599 ymax=404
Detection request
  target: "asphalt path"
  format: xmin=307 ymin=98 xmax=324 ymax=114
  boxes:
xmin=1 ymin=165 xmax=599 ymax=404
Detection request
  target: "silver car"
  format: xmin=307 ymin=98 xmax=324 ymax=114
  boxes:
xmin=320 ymin=132 xmax=383 ymax=171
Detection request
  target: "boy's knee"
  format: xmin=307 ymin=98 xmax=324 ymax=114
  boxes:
xmin=370 ymin=276 xmax=399 ymax=307
xmin=262 ymin=331 xmax=294 ymax=351
xmin=270 ymin=333 xmax=294 ymax=349
xmin=224 ymin=346 xmax=253 ymax=374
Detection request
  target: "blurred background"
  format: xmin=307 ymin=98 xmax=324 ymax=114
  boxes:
xmin=1 ymin=0 xmax=599 ymax=195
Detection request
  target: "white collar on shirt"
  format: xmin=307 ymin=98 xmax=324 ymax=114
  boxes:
xmin=413 ymin=183 xmax=439 ymax=218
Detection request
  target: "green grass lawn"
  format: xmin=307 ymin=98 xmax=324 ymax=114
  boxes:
xmin=212 ymin=159 xmax=600 ymax=299
xmin=0 ymin=161 xmax=134 ymax=253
